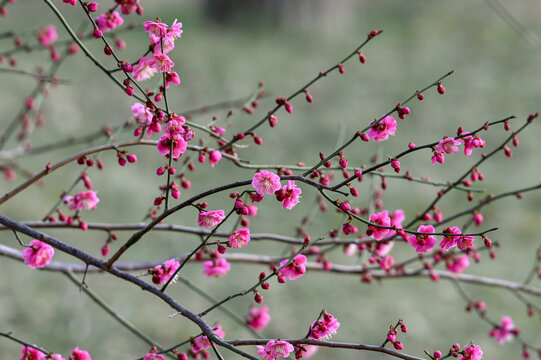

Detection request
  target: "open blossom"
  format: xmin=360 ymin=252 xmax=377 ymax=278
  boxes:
xmin=192 ymin=325 xmax=225 ymax=353
xmin=70 ymin=347 xmax=92 ymax=360
xmin=446 ymin=254 xmax=470 ymax=274
xmin=198 ymin=210 xmax=225 ymax=228
xmin=157 ymin=128 xmax=187 ymax=160
xmin=150 ymin=258 xmax=180 ymax=285
xmin=228 ymin=228 xmax=251 ymax=248
xmin=431 ymin=151 xmax=445 ymax=165
xmin=22 ymin=240 xmax=54 ymax=269
xmin=165 ymin=71 xmax=181 ymax=88
xmin=368 ymin=211 xmax=391 ymax=240
xmin=63 ymin=190 xmax=100 ymax=210
xmin=118 ymin=0 xmax=139 ymax=14
xmin=295 ymin=345 xmax=319 ymax=359
xmin=257 ymin=340 xmax=294 ymax=360
xmin=462 ymin=132 xmax=486 ymax=156
xmin=457 ymin=234 xmax=475 ymax=250
xmin=279 ymin=254 xmax=307 ymax=281
xmin=276 ymin=180 xmax=301 ymax=209
xmin=375 ymin=241 xmax=394 ymax=256
xmin=367 ymin=115 xmax=397 ymax=142
xmin=309 ymin=312 xmax=340 ymax=340
xmin=37 ymin=25 xmax=57 ymax=47
xmin=408 ymin=225 xmax=437 ymax=253
xmin=131 ymin=102 xmax=153 ymax=125
xmin=246 ymin=306 xmax=271 ymax=331
xmin=202 ymin=257 xmax=230 ymax=277
xmin=457 ymin=345 xmax=483 ymax=360
xmin=437 ymin=137 xmax=462 ymax=154
xmin=252 ymin=170 xmax=281 ymax=195
xmin=148 ymin=52 xmax=174 ymax=72
xmin=440 ymin=226 xmax=461 ymax=250
xmin=143 ymin=20 xmax=169 ymax=38
xmin=20 ymin=345 xmax=46 ymax=360
xmin=133 ymin=56 xmax=155 ymax=81
xmin=489 ymin=316 xmax=515 ymax=344
xmin=95 ymin=11 xmax=124 ymax=32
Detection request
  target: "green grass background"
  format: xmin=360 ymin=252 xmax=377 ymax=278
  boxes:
xmin=1 ymin=1 xmax=541 ymax=359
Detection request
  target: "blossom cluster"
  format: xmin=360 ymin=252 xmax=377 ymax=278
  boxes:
xmin=20 ymin=345 xmax=91 ymax=360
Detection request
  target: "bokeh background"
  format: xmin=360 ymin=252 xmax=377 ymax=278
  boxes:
xmin=1 ymin=0 xmax=541 ymax=359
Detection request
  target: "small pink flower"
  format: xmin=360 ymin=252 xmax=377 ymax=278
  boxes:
xmin=437 ymin=137 xmax=462 ymax=154
xmin=368 ymin=211 xmax=391 ymax=240
xmin=279 ymin=254 xmax=307 ymax=281
xmin=295 ymin=345 xmax=319 ymax=359
xmin=119 ymin=0 xmax=139 ymax=14
xmin=150 ymin=258 xmax=180 ymax=285
xmin=131 ymin=102 xmax=153 ymax=125
xmin=367 ymin=115 xmax=397 ymax=142
xmin=143 ymin=354 xmax=165 ymax=360
xmin=277 ymin=180 xmax=301 ymax=210
xmin=209 ymin=150 xmax=222 ymax=167
xmin=95 ymin=11 xmax=124 ymax=32
xmin=462 ymin=132 xmax=486 ymax=156
xmin=247 ymin=205 xmax=258 ymax=216
xmin=457 ymin=345 xmax=483 ymax=360
xmin=133 ymin=56 xmax=155 ymax=81
xmin=157 ymin=132 xmax=187 ymax=159
xmin=63 ymin=0 xmax=77 ymax=5
xmin=22 ymin=240 xmax=54 ymax=269
xmin=165 ymin=71 xmax=181 ymax=88
xmin=70 ymin=347 xmax=92 ymax=360
xmin=473 ymin=213 xmax=483 ymax=226
xmin=309 ymin=312 xmax=340 ymax=340
xmin=20 ymin=345 xmax=46 ymax=360
xmin=50 ymin=354 xmax=65 ymax=360
xmin=408 ymin=225 xmax=437 ymax=254
xmin=252 ymin=170 xmax=281 ymax=195
xmin=246 ymin=306 xmax=271 ymax=331
xmin=374 ymin=241 xmax=394 ymax=256
xmin=192 ymin=325 xmax=225 ymax=353
xmin=167 ymin=19 xmax=183 ymax=39
xmin=379 ymin=255 xmax=395 ymax=272
xmin=489 ymin=316 xmax=515 ymax=344
xmin=143 ymin=20 xmax=168 ymax=38
xmin=258 ymin=340 xmax=294 ymax=360
xmin=440 ymin=226 xmax=461 ymax=250
xmin=446 ymin=254 xmax=470 ymax=274
xmin=431 ymin=151 xmax=445 ymax=166
xmin=37 ymin=25 xmax=57 ymax=47
xmin=203 ymin=257 xmax=230 ymax=277
xmin=63 ymin=191 xmax=99 ymax=210
xmin=198 ymin=210 xmax=225 ymax=228
xmin=148 ymin=52 xmax=174 ymax=73
xmin=228 ymin=228 xmax=250 ymax=248
xmin=457 ymin=235 xmax=475 ymax=251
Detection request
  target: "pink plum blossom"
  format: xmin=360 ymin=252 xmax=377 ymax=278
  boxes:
xmin=20 ymin=345 xmax=45 ymax=360
xmin=63 ymin=190 xmax=100 ymax=210
xmin=246 ymin=306 xmax=271 ymax=331
xmin=252 ymin=170 xmax=281 ymax=195
xmin=157 ymin=121 xmax=187 ymax=159
xmin=148 ymin=52 xmax=174 ymax=73
xmin=374 ymin=241 xmax=394 ymax=256
xmin=309 ymin=312 xmax=340 ymax=340
xmin=437 ymin=137 xmax=462 ymax=154
xmin=228 ymin=228 xmax=251 ymax=248
xmin=165 ymin=71 xmax=181 ymax=88
xmin=462 ymin=132 xmax=486 ymax=156
xmin=209 ymin=150 xmax=222 ymax=167
xmin=198 ymin=210 xmax=225 ymax=228
xmin=143 ymin=354 xmax=164 ymax=360
xmin=63 ymin=0 xmax=77 ymax=5
xmin=257 ymin=340 xmax=294 ymax=360
xmin=457 ymin=234 xmax=475 ymax=251
xmin=131 ymin=102 xmax=153 ymax=125
xmin=95 ymin=11 xmax=124 ymax=32
xmin=167 ymin=19 xmax=183 ymax=39
xmin=367 ymin=115 xmax=397 ymax=142
xmin=277 ymin=180 xmax=301 ymax=210
xmin=119 ymin=0 xmax=139 ymax=14
xmin=22 ymin=239 xmax=54 ymax=269
xmin=132 ymin=56 xmax=155 ymax=81
xmin=408 ymin=225 xmax=437 ymax=253
xmin=295 ymin=345 xmax=319 ymax=359
xmin=143 ymin=20 xmax=168 ymax=38
xmin=37 ymin=25 xmax=57 ymax=47
xmin=489 ymin=316 xmax=515 ymax=344
xmin=70 ymin=347 xmax=92 ymax=360
xmin=457 ymin=345 xmax=483 ymax=360
xmin=50 ymin=354 xmax=65 ymax=360
xmin=368 ymin=211 xmax=391 ymax=240
xmin=279 ymin=254 xmax=307 ymax=281
xmin=192 ymin=325 xmax=225 ymax=353
xmin=150 ymin=258 xmax=180 ymax=285
xmin=440 ymin=226 xmax=461 ymax=250
xmin=203 ymin=257 xmax=230 ymax=277
xmin=379 ymin=255 xmax=395 ymax=272
xmin=431 ymin=151 xmax=445 ymax=166
xmin=446 ymin=254 xmax=470 ymax=274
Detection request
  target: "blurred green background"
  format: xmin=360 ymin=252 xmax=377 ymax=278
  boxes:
xmin=1 ymin=0 xmax=541 ymax=359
